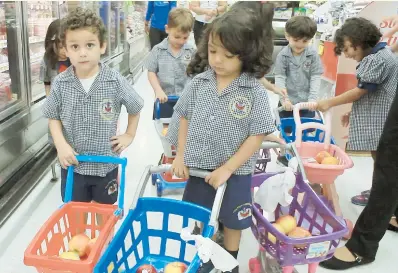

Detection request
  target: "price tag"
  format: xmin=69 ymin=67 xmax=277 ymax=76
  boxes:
xmin=306 ymin=241 xmax=330 ymax=259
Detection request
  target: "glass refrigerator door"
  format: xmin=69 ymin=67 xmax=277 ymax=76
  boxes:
xmin=27 ymin=1 xmax=60 ymax=102
xmin=0 ymin=1 xmax=26 ymax=120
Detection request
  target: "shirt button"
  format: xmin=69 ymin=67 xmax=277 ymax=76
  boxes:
xmin=209 ymin=115 xmax=215 ymax=120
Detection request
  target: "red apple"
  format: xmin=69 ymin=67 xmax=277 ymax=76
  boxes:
xmin=68 ymin=233 xmax=90 ymax=257
xmin=276 ymin=215 xmax=297 ymax=234
xmin=85 ymin=237 xmax=98 ymax=256
xmin=268 ymin=223 xmax=285 ymax=244
xmin=287 ymin=227 xmax=312 ymax=248
xmin=136 ymin=264 xmax=157 ymax=273
xmin=315 ymin=151 xmax=331 ymax=164
xmin=164 ymin=262 xmax=187 ymax=273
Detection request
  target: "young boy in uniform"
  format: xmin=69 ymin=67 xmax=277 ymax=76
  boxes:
xmin=274 ymin=15 xmax=324 ymax=166
xmin=43 ymin=8 xmax=144 ymax=204
xmin=146 ymin=7 xmax=195 ymax=120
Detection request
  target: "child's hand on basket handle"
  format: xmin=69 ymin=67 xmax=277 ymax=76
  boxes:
xmin=57 ymin=142 xmax=78 ymax=169
xmin=155 ymin=89 xmax=168 ymax=103
xmin=171 ymin=154 xmax=189 ymax=179
xmin=205 ymin=166 xmax=233 ymax=190
xmin=282 ymin=99 xmax=294 ymax=111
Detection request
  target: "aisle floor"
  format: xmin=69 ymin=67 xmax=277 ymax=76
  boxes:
xmin=0 ymin=71 xmax=396 ymax=273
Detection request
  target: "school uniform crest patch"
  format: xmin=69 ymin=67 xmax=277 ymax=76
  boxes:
xmin=229 ymin=96 xmax=251 ymax=119
xmin=100 ymin=99 xmax=115 ymax=120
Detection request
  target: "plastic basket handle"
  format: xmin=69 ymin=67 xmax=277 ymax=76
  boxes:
xmin=154 ymin=95 xmax=180 ymax=120
xmin=64 ymin=155 xmax=127 ymax=214
xmin=260 ymin=141 xmax=308 ymax=181
xmin=293 ymin=102 xmax=332 ymax=149
xmin=132 ymin=165 xmax=226 ymax=228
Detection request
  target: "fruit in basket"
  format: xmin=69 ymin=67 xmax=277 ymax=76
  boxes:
xmin=321 ymin=156 xmax=339 ymax=165
xmin=162 ymin=127 xmax=168 ymax=136
xmin=164 ymin=262 xmax=187 ymax=273
xmin=268 ymin=223 xmax=285 ymax=244
xmin=315 ymin=151 xmax=331 ymax=164
xmin=85 ymin=237 xmax=98 ymax=256
xmin=68 ymin=233 xmax=90 ymax=257
xmin=287 ymin=227 xmax=312 ymax=248
xmin=59 ymin=251 xmax=80 ymax=260
xmin=276 ymin=215 xmax=297 ymax=234
xmin=136 ymin=264 xmax=157 ymax=273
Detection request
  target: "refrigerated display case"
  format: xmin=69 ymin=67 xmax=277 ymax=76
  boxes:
xmin=27 ymin=1 xmax=59 ymax=101
xmin=0 ymin=1 xmax=26 ymax=120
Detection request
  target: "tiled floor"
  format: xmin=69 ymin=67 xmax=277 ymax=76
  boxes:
xmin=0 ymin=71 xmax=396 ymax=273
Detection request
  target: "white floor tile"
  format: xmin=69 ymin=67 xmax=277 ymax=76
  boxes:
xmin=0 ymin=71 xmax=396 ymax=273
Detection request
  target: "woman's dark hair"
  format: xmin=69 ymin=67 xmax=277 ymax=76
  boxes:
xmin=334 ymin=17 xmax=382 ymax=55
xmin=44 ymin=19 xmax=61 ymax=69
xmin=187 ymin=2 xmax=275 ymax=78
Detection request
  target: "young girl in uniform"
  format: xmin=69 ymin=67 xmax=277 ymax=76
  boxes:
xmin=40 ymin=19 xmax=70 ymax=98
xmin=40 ymin=19 xmax=70 ymax=179
xmin=316 ymin=17 xmax=398 ymax=207
xmin=166 ymin=3 xmax=277 ymax=273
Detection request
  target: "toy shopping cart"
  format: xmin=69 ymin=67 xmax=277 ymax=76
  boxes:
xmin=24 ymin=155 xmax=127 ymax=273
xmin=274 ymin=105 xmax=336 ymax=152
xmin=94 ymin=165 xmax=227 ymax=273
xmin=153 ymin=95 xmax=188 ymax=197
xmin=249 ymin=142 xmax=349 ymax=273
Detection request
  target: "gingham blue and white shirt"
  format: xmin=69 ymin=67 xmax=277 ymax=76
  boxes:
xmin=166 ymin=69 xmax=276 ymax=175
xmin=348 ymin=43 xmax=398 ymax=151
xmin=43 ymin=63 xmax=144 ymax=176
xmin=145 ymin=38 xmax=196 ymax=96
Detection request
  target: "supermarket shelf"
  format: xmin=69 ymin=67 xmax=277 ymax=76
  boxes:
xmin=1 ymin=37 xmax=45 ymax=49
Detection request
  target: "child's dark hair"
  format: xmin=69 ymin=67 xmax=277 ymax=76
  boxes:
xmin=60 ymin=7 xmax=106 ymax=47
xmin=44 ymin=19 xmax=61 ymax=69
xmin=285 ymin=16 xmax=317 ymax=39
xmin=168 ymin=7 xmax=194 ymax=33
xmin=334 ymin=17 xmax=382 ymax=55
xmin=187 ymin=2 xmax=275 ymax=78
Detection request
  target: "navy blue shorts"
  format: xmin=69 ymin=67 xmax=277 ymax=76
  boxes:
xmin=61 ymin=168 xmax=118 ymax=204
xmin=182 ymin=174 xmax=252 ymax=230
xmin=152 ymin=101 xmax=177 ymax=120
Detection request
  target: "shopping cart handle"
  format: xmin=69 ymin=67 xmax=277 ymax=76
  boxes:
xmin=64 ymin=155 xmax=127 ymax=216
xmin=154 ymin=95 xmax=180 ymax=119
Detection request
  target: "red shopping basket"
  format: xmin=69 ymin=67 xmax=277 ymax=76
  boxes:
xmin=24 ymin=155 xmax=127 ymax=273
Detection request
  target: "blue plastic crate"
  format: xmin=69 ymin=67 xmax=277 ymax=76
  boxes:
xmin=94 ymin=197 xmax=215 ymax=273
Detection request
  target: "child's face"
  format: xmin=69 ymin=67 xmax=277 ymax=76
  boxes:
xmin=55 ymin=42 xmax=67 ymax=60
xmin=165 ymin=26 xmax=190 ymax=49
xmin=286 ymin=34 xmax=311 ymax=55
xmin=208 ymin=34 xmax=242 ymax=78
xmin=342 ymin=38 xmax=365 ymax=62
xmin=64 ymin=27 xmax=106 ymax=76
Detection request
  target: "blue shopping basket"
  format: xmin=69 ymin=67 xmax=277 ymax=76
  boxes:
xmin=275 ymin=106 xmax=336 ymax=145
xmin=94 ymin=165 xmax=226 ymax=273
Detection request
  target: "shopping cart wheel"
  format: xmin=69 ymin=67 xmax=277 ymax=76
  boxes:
xmin=343 ymin=219 xmax=353 ymax=240
xmin=156 ymin=183 xmax=163 ymax=197
xmin=151 ymin=174 xmax=157 ymax=186
xmin=249 ymin=257 xmax=261 ymax=273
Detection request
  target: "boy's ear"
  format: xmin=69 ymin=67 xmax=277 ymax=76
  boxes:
xmin=165 ymin=24 xmax=169 ymax=34
xmin=100 ymin=41 xmax=107 ymax=55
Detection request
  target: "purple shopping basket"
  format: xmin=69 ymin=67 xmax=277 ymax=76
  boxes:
xmin=250 ymin=172 xmax=348 ymax=267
